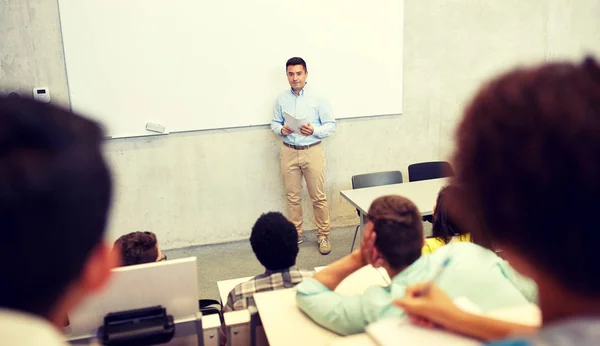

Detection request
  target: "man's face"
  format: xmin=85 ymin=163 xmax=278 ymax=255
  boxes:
xmin=287 ymin=65 xmax=307 ymax=92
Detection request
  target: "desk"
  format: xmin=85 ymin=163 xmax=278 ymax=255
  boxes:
xmin=254 ymin=263 xmax=539 ymax=346
xmin=254 ymin=265 xmax=390 ymax=346
xmin=340 ymin=178 xmax=448 ymax=236
xmin=256 ymin=287 xmax=540 ymax=346
xmin=330 ymin=334 xmax=376 ymax=346
xmin=255 ymin=289 xmax=339 ymax=346
xmin=217 ymin=276 xmax=253 ymax=305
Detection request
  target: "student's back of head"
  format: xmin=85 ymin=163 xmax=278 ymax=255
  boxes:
xmin=431 ymin=185 xmax=493 ymax=249
xmin=250 ymin=212 xmax=299 ymax=271
xmin=432 ymin=185 xmax=467 ymax=244
xmin=0 ymin=97 xmax=113 ymax=321
xmin=114 ymin=231 xmax=162 ymax=266
xmin=368 ymin=196 xmax=423 ymax=269
xmin=454 ymin=57 xmax=600 ymax=300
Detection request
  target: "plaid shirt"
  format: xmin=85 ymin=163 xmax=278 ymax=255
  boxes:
xmin=223 ymin=266 xmax=314 ymax=312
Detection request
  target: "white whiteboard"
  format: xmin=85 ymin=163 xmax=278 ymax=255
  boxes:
xmin=58 ymin=0 xmax=403 ymax=138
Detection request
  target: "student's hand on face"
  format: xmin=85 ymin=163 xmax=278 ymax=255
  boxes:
xmin=394 ymin=283 xmax=463 ymax=329
xmin=299 ymin=123 xmax=314 ymax=135
xmin=281 ymin=125 xmax=293 ymax=136
xmin=358 ymin=226 xmax=380 ymax=267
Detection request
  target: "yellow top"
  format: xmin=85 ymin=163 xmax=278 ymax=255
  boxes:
xmin=422 ymin=234 xmax=472 ymax=254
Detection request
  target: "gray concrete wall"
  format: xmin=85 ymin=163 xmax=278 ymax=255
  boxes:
xmin=2 ymin=0 xmax=599 ymax=249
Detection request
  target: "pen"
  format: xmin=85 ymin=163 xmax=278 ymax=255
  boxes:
xmin=420 ymin=257 xmax=451 ymax=297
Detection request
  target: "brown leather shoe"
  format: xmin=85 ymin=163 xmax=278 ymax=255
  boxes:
xmin=318 ymin=236 xmax=332 ymax=255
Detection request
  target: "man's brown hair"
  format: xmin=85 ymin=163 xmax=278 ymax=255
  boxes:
xmin=368 ymin=195 xmax=423 ymax=269
xmin=114 ymin=232 xmax=159 ymax=266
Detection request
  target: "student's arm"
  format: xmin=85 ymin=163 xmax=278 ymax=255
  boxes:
xmin=312 ymin=249 xmax=365 ymax=290
xmin=312 ymin=98 xmax=336 ymax=138
xmin=395 ymin=283 xmax=537 ymax=341
xmin=296 ymin=276 xmax=403 ymax=336
xmin=296 ymin=248 xmax=395 ymax=335
xmin=222 ymin=288 xmax=237 ymax=313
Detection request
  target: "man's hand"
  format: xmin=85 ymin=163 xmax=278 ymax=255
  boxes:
xmin=281 ymin=125 xmax=293 ymax=136
xmin=359 ymin=227 xmax=377 ymax=266
xmin=300 ymin=123 xmax=314 ymax=136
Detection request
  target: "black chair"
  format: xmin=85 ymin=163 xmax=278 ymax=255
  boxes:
xmin=407 ymin=161 xmax=454 ymax=182
xmin=408 ymin=161 xmax=454 ymax=222
xmin=350 ymin=171 xmax=403 ymax=252
xmin=199 ymin=299 xmax=222 ymax=317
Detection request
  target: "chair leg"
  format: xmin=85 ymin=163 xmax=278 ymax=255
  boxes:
xmin=350 ymin=225 xmax=360 ymax=252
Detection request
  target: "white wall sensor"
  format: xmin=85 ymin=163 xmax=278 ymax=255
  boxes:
xmin=146 ymin=122 xmax=167 ymax=134
xmin=33 ymin=87 xmax=51 ymax=103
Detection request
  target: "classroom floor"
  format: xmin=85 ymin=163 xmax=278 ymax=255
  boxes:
xmin=164 ymin=223 xmax=432 ymax=302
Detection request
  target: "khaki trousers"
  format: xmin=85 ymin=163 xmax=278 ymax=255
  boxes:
xmin=280 ymin=143 xmax=330 ymax=238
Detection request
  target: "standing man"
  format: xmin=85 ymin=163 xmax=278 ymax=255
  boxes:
xmin=271 ymin=57 xmax=336 ymax=255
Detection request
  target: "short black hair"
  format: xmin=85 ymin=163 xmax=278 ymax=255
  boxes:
xmin=286 ymin=57 xmax=307 ymax=72
xmin=114 ymin=232 xmax=159 ymax=266
xmin=368 ymin=196 xmax=423 ymax=269
xmin=0 ymin=97 xmax=112 ymax=317
xmin=455 ymin=56 xmax=600 ymax=295
xmin=250 ymin=212 xmax=299 ymax=271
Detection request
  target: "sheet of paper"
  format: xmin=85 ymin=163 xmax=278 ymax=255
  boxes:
xmin=366 ymin=317 xmax=482 ymax=346
xmin=366 ymin=297 xmax=483 ymax=346
xmin=284 ymin=111 xmax=308 ymax=134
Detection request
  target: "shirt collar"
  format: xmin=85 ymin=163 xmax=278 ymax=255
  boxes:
xmin=289 ymin=83 xmax=308 ymax=96
xmin=264 ymin=265 xmax=298 ymax=276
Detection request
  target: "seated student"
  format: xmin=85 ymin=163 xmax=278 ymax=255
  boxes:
xmin=296 ymin=195 xmax=532 ymax=335
xmin=223 ymin=212 xmax=313 ymax=312
xmin=423 ymin=185 xmax=471 ymax=254
xmin=113 ymin=231 xmax=166 ymax=266
xmin=396 ymin=57 xmax=600 ymax=345
xmin=112 ymin=231 xmax=221 ymax=316
xmin=0 ymin=97 xmax=116 ymax=344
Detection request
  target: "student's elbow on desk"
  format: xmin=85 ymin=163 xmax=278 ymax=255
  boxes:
xmin=296 ymin=282 xmax=367 ymax=336
xmin=296 ymin=295 xmax=366 ymax=335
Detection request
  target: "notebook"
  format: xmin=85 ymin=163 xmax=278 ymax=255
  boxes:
xmin=365 ymin=297 xmax=483 ymax=346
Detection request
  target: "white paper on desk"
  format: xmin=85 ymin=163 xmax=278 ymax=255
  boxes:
xmin=366 ymin=317 xmax=482 ymax=346
xmin=366 ymin=297 xmax=482 ymax=346
xmin=284 ymin=111 xmax=308 ymax=134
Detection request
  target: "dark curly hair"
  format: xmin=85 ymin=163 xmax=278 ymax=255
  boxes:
xmin=454 ymin=56 xmax=600 ymax=295
xmin=114 ymin=232 xmax=159 ymax=266
xmin=368 ymin=195 xmax=423 ymax=269
xmin=250 ymin=212 xmax=299 ymax=270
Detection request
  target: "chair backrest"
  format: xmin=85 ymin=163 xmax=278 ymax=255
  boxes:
xmin=408 ymin=161 xmax=454 ymax=182
xmin=351 ymin=171 xmax=403 ymax=190
xmin=68 ymin=257 xmax=199 ymax=338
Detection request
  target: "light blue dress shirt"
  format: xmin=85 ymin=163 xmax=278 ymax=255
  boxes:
xmin=271 ymin=85 xmax=336 ymax=146
xmin=296 ymin=243 xmax=537 ymax=336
